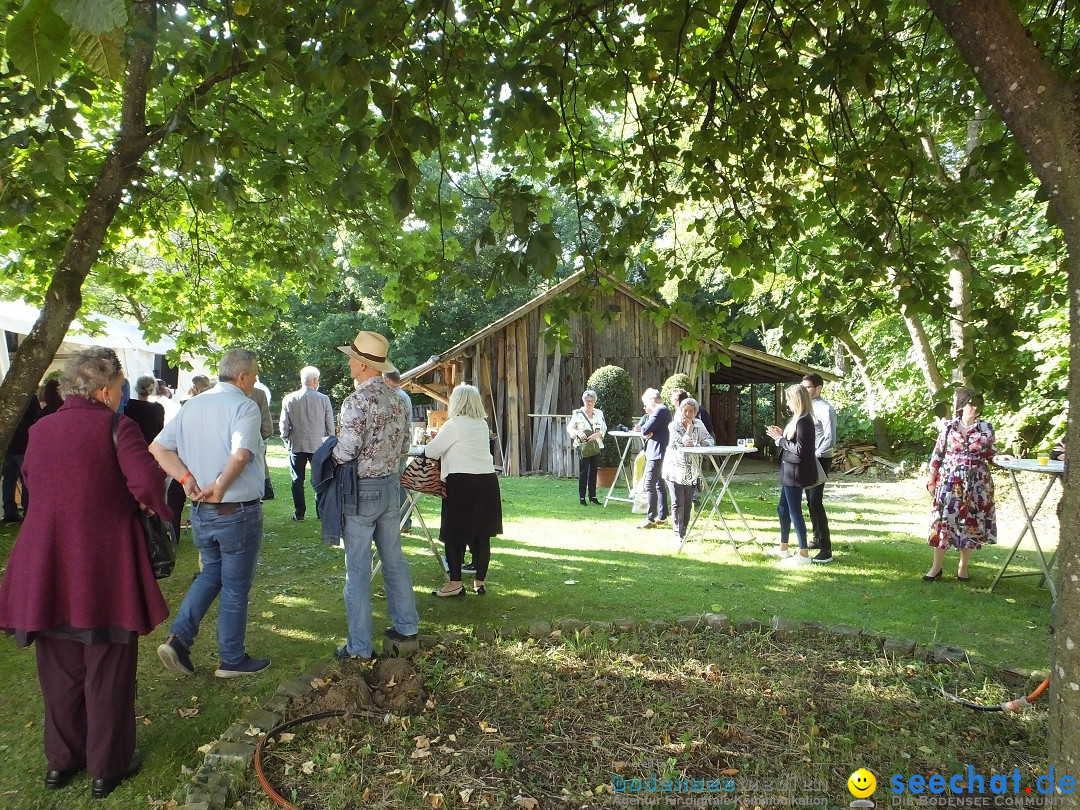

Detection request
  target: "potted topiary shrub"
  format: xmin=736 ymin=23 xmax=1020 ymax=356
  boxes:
xmin=661 ymin=372 xmax=695 ymax=405
xmin=586 ymin=364 xmax=635 ymax=488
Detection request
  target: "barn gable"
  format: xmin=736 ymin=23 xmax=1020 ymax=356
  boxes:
xmin=401 ymin=271 xmax=835 ymax=476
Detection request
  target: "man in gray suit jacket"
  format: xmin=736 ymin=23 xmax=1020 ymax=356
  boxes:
xmin=279 ymin=366 xmax=335 ymax=520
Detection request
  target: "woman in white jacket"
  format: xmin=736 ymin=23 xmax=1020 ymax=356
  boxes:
xmin=423 ymin=385 xmax=503 ymax=597
xmin=566 ymin=389 xmax=607 ymax=506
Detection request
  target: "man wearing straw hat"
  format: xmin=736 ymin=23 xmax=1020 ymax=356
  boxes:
xmin=332 ymin=330 xmax=419 ymax=660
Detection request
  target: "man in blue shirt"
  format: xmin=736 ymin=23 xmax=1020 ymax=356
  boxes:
xmin=150 ymin=348 xmax=270 ymax=678
xmin=637 ymin=387 xmax=672 ymax=529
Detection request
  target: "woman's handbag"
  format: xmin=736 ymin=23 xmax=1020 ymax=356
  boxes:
xmin=578 ymin=437 xmax=602 ymax=458
xmin=139 ymin=511 xmax=178 ymax=579
xmin=401 ymin=455 xmax=446 ymax=497
xmin=573 ymin=409 xmax=603 ymax=458
xmin=111 ymin=413 xmax=177 ymax=579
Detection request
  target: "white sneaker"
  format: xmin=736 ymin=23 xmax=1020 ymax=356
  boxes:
xmin=779 ymin=553 xmax=812 ymax=566
xmin=764 ymin=546 xmax=791 ymax=558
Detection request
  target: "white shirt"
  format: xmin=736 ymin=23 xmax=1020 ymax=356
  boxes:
xmin=423 ymin=416 xmax=496 ymax=479
xmin=810 ymin=396 xmax=837 ymax=458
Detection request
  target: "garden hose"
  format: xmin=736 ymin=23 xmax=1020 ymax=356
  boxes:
xmin=254 ymin=708 xmax=383 ymax=809
xmin=940 ymin=676 xmax=1050 ymax=712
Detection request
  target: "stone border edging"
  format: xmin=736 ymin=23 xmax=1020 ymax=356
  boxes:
xmin=174 ymin=615 xmax=1047 ymax=809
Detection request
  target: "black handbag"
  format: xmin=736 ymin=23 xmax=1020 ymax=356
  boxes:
xmin=112 ymin=413 xmax=177 ymax=578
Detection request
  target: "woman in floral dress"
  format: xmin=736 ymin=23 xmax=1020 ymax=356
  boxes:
xmin=924 ymin=389 xmax=997 ymax=582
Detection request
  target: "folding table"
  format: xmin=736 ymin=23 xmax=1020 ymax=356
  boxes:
xmin=677 ymin=446 xmax=758 ymax=554
xmin=989 ymin=458 xmax=1064 ymax=602
xmin=602 ymin=430 xmax=645 ymax=506
xmin=371 ymin=453 xmax=449 ymax=583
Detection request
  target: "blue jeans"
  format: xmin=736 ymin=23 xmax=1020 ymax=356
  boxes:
xmin=342 ymin=474 xmax=419 ymax=657
xmin=2 ymin=453 xmax=26 ymax=519
xmin=170 ymin=501 xmax=263 ymax=665
xmin=777 ymin=484 xmax=808 ymax=549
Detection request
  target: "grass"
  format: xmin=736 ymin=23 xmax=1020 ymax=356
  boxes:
xmin=0 ymin=440 xmax=1058 ymax=807
xmin=238 ymin=630 xmax=1048 ymax=809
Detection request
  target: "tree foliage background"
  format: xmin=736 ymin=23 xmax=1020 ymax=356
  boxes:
xmin=2 ymin=0 xmax=1080 ymax=772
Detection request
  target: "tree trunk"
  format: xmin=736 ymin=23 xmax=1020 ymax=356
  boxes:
xmin=836 ymin=330 xmax=891 ymax=451
xmin=928 ymin=0 xmax=1080 ymax=779
xmin=0 ymin=1 xmax=157 ymax=460
xmin=898 ymin=301 xmax=946 ymax=396
xmin=946 ymin=244 xmax=973 ymax=386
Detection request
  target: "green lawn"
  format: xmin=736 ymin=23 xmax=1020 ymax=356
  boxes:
xmin=0 ymin=441 xmax=1057 ymax=807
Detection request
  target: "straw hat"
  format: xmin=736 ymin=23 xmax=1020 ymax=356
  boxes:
xmin=337 ymin=330 xmax=397 ymax=373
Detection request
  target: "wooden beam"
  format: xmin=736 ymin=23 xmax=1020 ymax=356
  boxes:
xmin=409 ymin=381 xmax=450 ymax=405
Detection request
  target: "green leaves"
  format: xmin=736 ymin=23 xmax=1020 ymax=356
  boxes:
xmin=72 ymin=28 xmax=124 ymax=80
xmin=54 ymin=0 xmax=127 ymax=34
xmin=6 ymin=0 xmax=71 ymax=87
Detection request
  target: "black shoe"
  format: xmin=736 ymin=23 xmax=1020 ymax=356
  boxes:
xmin=157 ymin=634 xmax=195 ymax=676
xmin=384 ymin=627 xmax=419 ymax=642
xmin=334 ymin=645 xmax=372 ymax=662
xmin=461 ymin=561 xmax=476 ymax=573
xmin=44 ymin=766 xmax=82 ymax=789
xmin=2 ymin=514 xmax=22 ymax=524
xmin=956 ymin=574 xmax=971 ymax=582
xmin=90 ymin=751 xmax=142 ymax=799
xmin=808 ymin=541 xmax=821 ymax=550
xmin=473 ymin=585 xmax=486 ymax=595
xmin=432 ymin=585 xmax=466 ymax=598
xmin=811 ymin=551 xmax=833 ymax=564
xmin=580 ymin=498 xmax=587 ymax=506
xmin=922 ymin=570 xmax=943 ymax=582
xmin=291 ymin=514 xmax=305 ymax=521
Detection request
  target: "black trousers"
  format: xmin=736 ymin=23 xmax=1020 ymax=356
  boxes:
xmin=166 ymin=477 xmax=186 ymax=541
xmin=578 ymin=454 xmax=599 ymax=500
xmin=670 ymin=482 xmax=695 ymax=538
xmin=643 ymin=456 xmax=670 ymax=521
xmin=289 ymin=451 xmax=313 ymax=518
xmin=805 ymin=455 xmax=832 ymax=552
xmin=35 ymin=636 xmax=138 ymax=781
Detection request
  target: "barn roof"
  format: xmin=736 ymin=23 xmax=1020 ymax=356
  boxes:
xmin=401 ymin=271 xmax=837 ymax=385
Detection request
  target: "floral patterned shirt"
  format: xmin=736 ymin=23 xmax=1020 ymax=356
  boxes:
xmin=332 ymin=376 xmax=410 ymax=478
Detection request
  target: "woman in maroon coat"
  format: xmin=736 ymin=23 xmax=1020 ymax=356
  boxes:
xmin=0 ymin=347 xmax=172 ymax=800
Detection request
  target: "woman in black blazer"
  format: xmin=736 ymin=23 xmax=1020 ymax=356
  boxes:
xmin=765 ymin=384 xmax=817 ymax=565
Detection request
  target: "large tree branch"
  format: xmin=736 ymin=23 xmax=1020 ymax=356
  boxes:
xmin=0 ymin=0 xmax=158 ymax=458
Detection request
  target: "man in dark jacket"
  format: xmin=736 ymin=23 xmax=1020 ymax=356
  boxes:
xmin=2 ymin=393 xmax=42 ymax=522
xmin=637 ymin=387 xmax=672 ymax=529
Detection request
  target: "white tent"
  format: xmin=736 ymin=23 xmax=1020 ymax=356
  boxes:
xmin=0 ymin=300 xmax=212 ymax=392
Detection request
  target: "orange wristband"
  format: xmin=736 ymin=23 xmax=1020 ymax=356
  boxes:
xmin=179 ymin=472 xmax=193 ymax=486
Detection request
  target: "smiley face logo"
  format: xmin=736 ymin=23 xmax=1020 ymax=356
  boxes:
xmin=848 ymin=768 xmax=877 ymax=799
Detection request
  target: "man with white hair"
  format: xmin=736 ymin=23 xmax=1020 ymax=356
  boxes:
xmin=150 ymin=348 xmax=270 ymax=678
xmin=637 ymin=387 xmax=672 ymax=529
xmin=280 ymin=366 xmax=335 ymax=521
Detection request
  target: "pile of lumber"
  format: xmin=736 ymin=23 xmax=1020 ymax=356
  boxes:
xmin=833 ymin=440 xmax=901 ymax=474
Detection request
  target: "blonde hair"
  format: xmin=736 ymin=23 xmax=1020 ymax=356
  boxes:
xmin=447 ymin=384 xmax=488 ymax=420
xmin=783 ymin=384 xmax=812 ymax=439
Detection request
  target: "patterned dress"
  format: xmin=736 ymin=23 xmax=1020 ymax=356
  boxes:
xmin=927 ymin=418 xmax=997 ymax=550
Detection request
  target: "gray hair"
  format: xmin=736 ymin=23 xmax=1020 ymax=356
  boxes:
xmin=447 ymin=384 xmax=487 ymax=420
xmin=219 ymin=348 xmax=258 ymax=382
xmin=679 ymin=397 xmax=699 ymax=414
xmin=581 ymin=389 xmax=598 ymax=404
xmin=301 ymin=366 xmax=320 ymax=385
xmin=59 ymin=347 xmax=123 ymax=400
xmin=135 ymin=374 xmax=158 ymax=396
xmin=642 ymin=388 xmax=661 ymax=403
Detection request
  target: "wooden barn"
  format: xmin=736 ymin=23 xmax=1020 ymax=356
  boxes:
xmin=400 ymin=271 xmax=836 ymax=476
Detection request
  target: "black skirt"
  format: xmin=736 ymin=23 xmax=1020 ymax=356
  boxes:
xmin=440 ymin=473 xmax=503 ymax=544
